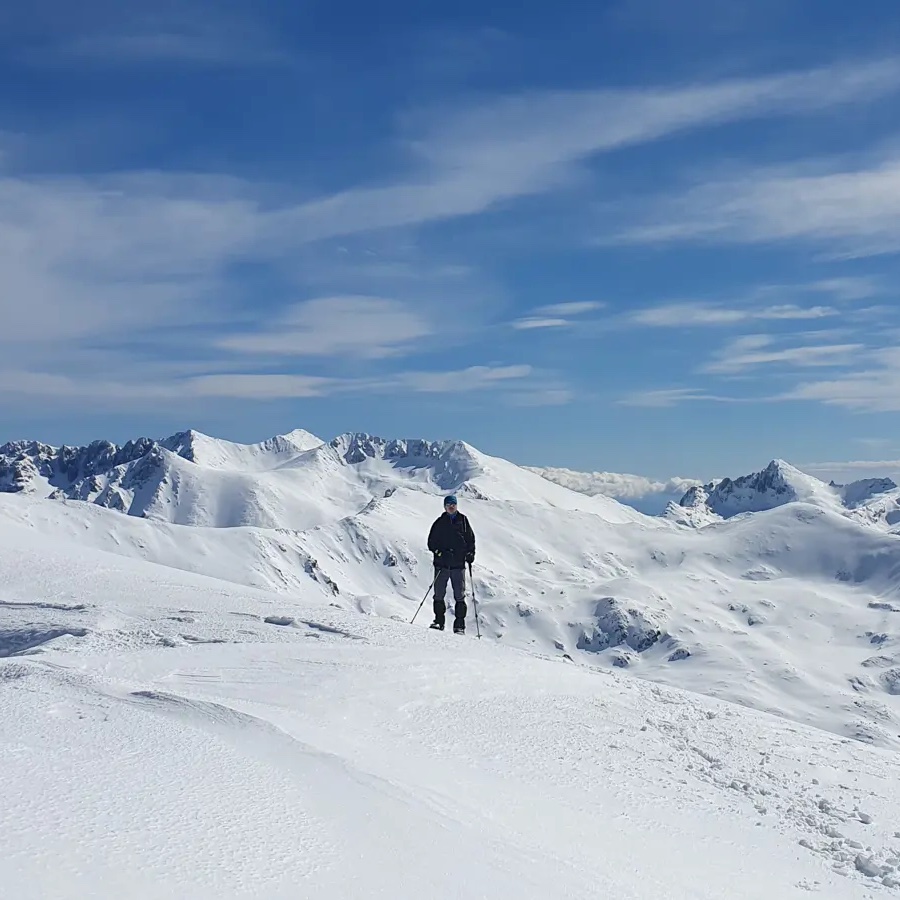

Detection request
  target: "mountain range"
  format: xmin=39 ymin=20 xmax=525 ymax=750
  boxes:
xmin=2 ymin=426 xmax=900 ymax=753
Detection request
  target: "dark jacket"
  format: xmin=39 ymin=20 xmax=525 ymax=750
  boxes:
xmin=428 ymin=511 xmax=475 ymax=570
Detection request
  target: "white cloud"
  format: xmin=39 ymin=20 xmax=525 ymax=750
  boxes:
xmin=783 ymin=347 xmax=900 ymax=411
xmin=535 ymin=301 xmax=603 ymax=316
xmin=277 ymin=59 xmax=900 ymax=243
xmin=5 ymin=55 xmax=899 ymax=417
xmin=617 ymin=387 xmax=738 ymax=407
xmin=511 ymin=317 xmax=570 ymax=330
xmin=529 ymin=464 xmax=701 ymax=500
xmin=803 ymin=277 xmax=882 ymax=302
xmin=186 ymin=374 xmax=333 ymax=399
xmin=609 ymin=157 xmax=900 ymax=257
xmin=511 ymin=301 xmax=604 ymax=330
xmin=218 ymin=296 xmax=432 ymax=359
xmin=0 ymin=172 xmax=259 ymax=354
xmin=0 ymin=170 xmax=550 ymax=409
xmin=702 ymin=335 xmax=863 ymax=374
xmin=0 ymin=363 xmax=539 ymax=405
xmin=0 ymin=370 xmax=199 ymax=403
xmin=771 ymin=342 xmax=900 ymax=411
xmin=630 ymin=302 xmax=837 ymax=328
xmin=395 ymin=364 xmax=532 ymax=393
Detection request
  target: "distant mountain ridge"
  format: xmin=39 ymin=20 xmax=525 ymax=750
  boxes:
xmin=0 ymin=427 xmax=636 ymax=530
xmin=671 ymin=459 xmax=899 ymax=532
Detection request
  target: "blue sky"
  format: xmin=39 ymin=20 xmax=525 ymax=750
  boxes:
xmin=2 ymin=0 xmax=900 ymax=480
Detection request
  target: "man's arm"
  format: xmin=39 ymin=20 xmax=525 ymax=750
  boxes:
xmin=465 ymin=518 xmax=475 ymax=561
xmin=427 ymin=518 xmax=440 ymax=553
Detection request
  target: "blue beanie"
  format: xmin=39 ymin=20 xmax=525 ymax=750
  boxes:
xmin=444 ymin=494 xmax=457 ymax=506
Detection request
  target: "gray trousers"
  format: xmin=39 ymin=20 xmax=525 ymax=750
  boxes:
xmin=433 ymin=567 xmax=467 ymax=624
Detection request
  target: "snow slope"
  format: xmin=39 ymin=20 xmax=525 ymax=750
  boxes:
xmin=841 ymin=480 xmax=900 ymax=535
xmin=3 ymin=517 xmax=900 ymax=899
xmin=839 ymin=478 xmax=899 ymax=509
xmin=2 ymin=465 xmax=900 ymax=750
xmin=164 ymin=427 xmax=324 ymax=470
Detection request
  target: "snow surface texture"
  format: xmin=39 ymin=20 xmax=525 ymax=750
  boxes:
xmin=2 ymin=429 xmax=900 ymax=755
xmin=3 ymin=518 xmax=900 ymax=899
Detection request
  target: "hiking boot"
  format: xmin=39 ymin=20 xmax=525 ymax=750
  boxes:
xmin=429 ymin=620 xmax=445 ymax=631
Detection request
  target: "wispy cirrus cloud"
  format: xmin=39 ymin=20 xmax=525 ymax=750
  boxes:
xmin=0 ymin=363 xmax=538 ymax=404
xmin=0 ymin=171 xmax=524 ymax=409
xmin=4 ymin=53 xmax=900 ymax=425
xmin=184 ymin=374 xmax=332 ymax=399
xmin=278 ymin=58 xmax=900 ymax=243
xmin=0 ymin=172 xmax=258 ymax=360
xmin=630 ymin=301 xmax=837 ymax=328
xmin=511 ymin=317 xmax=571 ymax=330
xmin=393 ymin=364 xmax=532 ymax=392
xmin=4 ymin=59 xmax=899 ymax=355
xmin=702 ymin=334 xmax=864 ymax=375
xmin=783 ymin=347 xmax=900 ymax=411
xmin=536 ymin=301 xmax=603 ymax=316
xmin=608 ymin=157 xmax=900 ymax=258
xmin=217 ymin=296 xmax=433 ymax=360
xmin=510 ymin=300 xmax=603 ymax=330
xmin=619 ymin=277 xmax=889 ymax=339
xmin=800 ymin=277 xmax=882 ymax=302
xmin=188 ymin=366 xmax=535 ymax=400
xmin=617 ymin=387 xmax=741 ymax=407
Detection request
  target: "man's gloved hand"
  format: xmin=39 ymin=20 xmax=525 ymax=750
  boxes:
xmin=465 ymin=552 xmax=475 ymax=564
xmin=433 ymin=550 xmax=442 ymax=566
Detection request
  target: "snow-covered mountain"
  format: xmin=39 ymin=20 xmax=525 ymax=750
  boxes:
xmin=0 ymin=428 xmax=637 ymax=530
xmin=2 ymin=426 xmax=900 ymax=755
xmin=671 ymin=458 xmax=900 ymax=534
xmin=675 ymin=458 xmax=841 ymax=518
xmin=837 ymin=476 xmax=898 ymax=509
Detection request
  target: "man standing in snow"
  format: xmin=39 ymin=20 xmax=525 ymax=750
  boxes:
xmin=427 ymin=494 xmax=475 ymax=634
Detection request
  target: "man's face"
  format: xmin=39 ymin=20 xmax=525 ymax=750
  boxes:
xmin=445 ymin=502 xmax=457 ymax=514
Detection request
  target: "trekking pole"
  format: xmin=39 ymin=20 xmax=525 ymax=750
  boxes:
xmin=411 ymin=570 xmax=438 ymax=624
xmin=468 ymin=562 xmax=481 ymax=639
